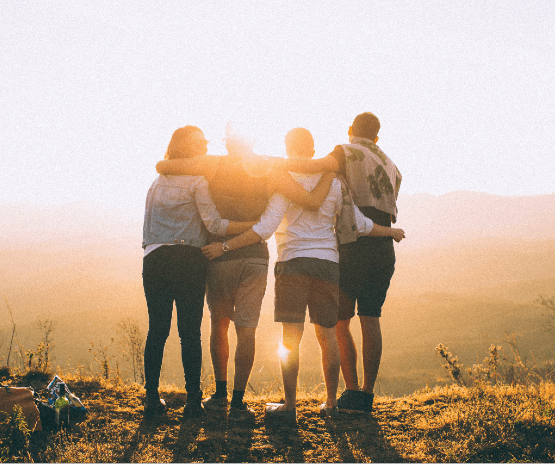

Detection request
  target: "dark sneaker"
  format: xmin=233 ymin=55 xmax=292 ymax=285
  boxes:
xmin=202 ymin=395 xmax=229 ymax=411
xmin=182 ymin=402 xmax=204 ymax=420
xmin=362 ymin=391 xmax=375 ymax=413
xmin=319 ymin=402 xmax=339 ymax=418
xmin=337 ymin=389 xmax=367 ymax=413
xmin=264 ymin=403 xmax=296 ymax=422
xmin=228 ymin=402 xmax=255 ymax=422
xmin=144 ymin=397 xmax=166 ymax=417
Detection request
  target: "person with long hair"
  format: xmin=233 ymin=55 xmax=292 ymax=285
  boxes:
xmin=155 ymin=123 xmax=334 ymax=420
xmin=142 ymin=126 xmax=255 ymax=419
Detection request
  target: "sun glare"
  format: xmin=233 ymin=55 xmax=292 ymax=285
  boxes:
xmin=277 ymin=342 xmax=290 ymax=362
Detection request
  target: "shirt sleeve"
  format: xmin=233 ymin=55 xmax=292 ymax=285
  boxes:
xmin=194 ymin=177 xmax=230 ymax=236
xmin=251 ymin=193 xmax=289 ymax=240
xmin=332 ymin=178 xmax=343 ymax=215
xmin=329 ymin=145 xmax=347 ymax=176
xmin=354 ymin=203 xmax=374 ymax=236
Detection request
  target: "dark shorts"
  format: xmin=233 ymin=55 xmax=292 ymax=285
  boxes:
xmin=274 ymin=257 xmax=339 ymax=329
xmin=338 ymin=240 xmax=395 ymax=319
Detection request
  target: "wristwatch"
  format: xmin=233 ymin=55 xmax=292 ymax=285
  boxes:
xmin=221 ymin=242 xmax=230 ymax=253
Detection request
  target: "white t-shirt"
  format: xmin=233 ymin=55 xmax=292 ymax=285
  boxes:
xmin=252 ymin=173 xmax=374 ymax=263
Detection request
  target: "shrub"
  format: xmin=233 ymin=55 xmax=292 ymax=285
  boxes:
xmin=0 ymin=405 xmax=31 ymax=462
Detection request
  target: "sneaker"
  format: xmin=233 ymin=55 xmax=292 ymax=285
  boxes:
xmin=264 ymin=403 xmax=297 ymax=422
xmin=144 ymin=397 xmax=166 ymax=417
xmin=182 ymin=402 xmax=204 ymax=420
xmin=361 ymin=391 xmax=375 ymax=413
xmin=228 ymin=402 xmax=256 ymax=421
xmin=337 ymin=389 xmax=368 ymax=413
xmin=319 ymin=402 xmax=339 ymax=418
xmin=202 ymin=395 xmax=229 ymax=411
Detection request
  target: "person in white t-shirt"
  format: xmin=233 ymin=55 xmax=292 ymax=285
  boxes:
xmin=201 ymin=128 xmax=404 ymax=421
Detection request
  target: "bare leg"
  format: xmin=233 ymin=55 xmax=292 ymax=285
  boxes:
xmin=210 ymin=317 xmax=231 ymax=382
xmin=233 ymin=326 xmax=257 ymax=391
xmin=279 ymin=322 xmax=304 ymax=411
xmin=314 ymin=324 xmax=340 ymax=408
xmin=360 ymin=316 xmax=382 ymax=394
xmin=335 ymin=318 xmax=359 ymax=391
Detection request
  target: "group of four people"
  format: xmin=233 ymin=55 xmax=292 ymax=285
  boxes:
xmin=141 ymin=112 xmax=404 ymax=421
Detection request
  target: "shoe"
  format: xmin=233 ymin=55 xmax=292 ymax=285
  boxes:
xmin=362 ymin=391 xmax=375 ymax=413
xmin=264 ymin=403 xmax=296 ymax=422
xmin=319 ymin=402 xmax=339 ymax=418
xmin=202 ymin=395 xmax=229 ymax=411
xmin=228 ymin=402 xmax=256 ymax=421
xmin=337 ymin=389 xmax=369 ymax=413
xmin=144 ymin=397 xmax=166 ymax=417
xmin=182 ymin=402 xmax=204 ymax=420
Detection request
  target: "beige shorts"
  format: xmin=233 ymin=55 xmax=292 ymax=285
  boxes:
xmin=206 ymin=258 xmax=269 ymax=328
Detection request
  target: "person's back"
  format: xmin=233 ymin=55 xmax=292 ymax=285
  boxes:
xmin=274 ymin=172 xmax=341 ymax=263
xmin=333 ymin=112 xmax=402 ymax=415
xmin=141 ymin=126 xmax=253 ymax=420
xmin=208 ymin=155 xmax=269 ymax=222
xmin=207 ymin=154 xmax=270 ymax=262
xmin=143 ymin=174 xmax=227 ymax=250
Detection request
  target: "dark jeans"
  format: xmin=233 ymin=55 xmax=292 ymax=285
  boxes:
xmin=142 ymin=245 xmax=208 ymax=394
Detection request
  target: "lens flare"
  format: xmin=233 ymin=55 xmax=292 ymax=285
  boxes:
xmin=277 ymin=342 xmax=289 ymax=362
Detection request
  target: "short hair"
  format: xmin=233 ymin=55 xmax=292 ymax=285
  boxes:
xmin=165 ymin=125 xmax=204 ymax=160
xmin=285 ymin=128 xmax=314 ymax=158
xmin=351 ymin=112 xmax=380 ymax=140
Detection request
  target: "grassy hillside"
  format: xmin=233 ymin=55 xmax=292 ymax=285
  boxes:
xmin=2 ymin=193 xmax=555 ymax=397
xmin=2 ymin=372 xmax=554 ymax=463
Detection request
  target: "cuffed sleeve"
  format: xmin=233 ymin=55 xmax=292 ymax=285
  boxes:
xmin=354 ymin=204 xmax=374 ymax=236
xmin=194 ymin=178 xmax=230 ymax=236
xmin=251 ymin=193 xmax=289 ymax=240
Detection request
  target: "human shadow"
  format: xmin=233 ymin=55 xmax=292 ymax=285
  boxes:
xmin=170 ymin=415 xmax=205 ymax=462
xmin=171 ymin=408 xmax=258 ymax=463
xmin=120 ymin=415 xmax=163 ymax=463
xmin=324 ymin=413 xmax=404 ymax=463
xmin=220 ymin=415 xmax=257 ymax=463
xmin=122 ymin=390 xmax=188 ymax=462
xmin=263 ymin=418 xmax=304 ymax=463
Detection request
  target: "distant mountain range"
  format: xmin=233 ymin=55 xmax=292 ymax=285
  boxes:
xmin=2 ymin=191 xmax=554 ymax=313
xmin=1 ymin=192 xmax=554 ymax=396
xmin=397 ymin=191 xmax=555 ymax=247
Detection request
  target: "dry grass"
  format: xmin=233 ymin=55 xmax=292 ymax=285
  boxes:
xmin=2 ymin=372 xmax=554 ymax=463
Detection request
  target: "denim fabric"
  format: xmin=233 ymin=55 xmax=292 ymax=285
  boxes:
xmin=142 ymin=175 xmax=228 ymax=249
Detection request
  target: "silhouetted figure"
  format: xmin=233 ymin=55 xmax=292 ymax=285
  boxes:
xmin=202 ymin=127 xmax=404 ymax=420
xmin=142 ymin=126 xmax=254 ymax=419
xmin=281 ymin=113 xmax=403 ymax=414
xmin=155 ymin=123 xmax=333 ymax=421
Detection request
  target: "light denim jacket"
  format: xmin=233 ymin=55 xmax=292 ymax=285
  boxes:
xmin=142 ymin=175 xmax=229 ymax=249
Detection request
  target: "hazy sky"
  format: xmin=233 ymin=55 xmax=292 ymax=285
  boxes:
xmin=2 ymin=1 xmax=554 ymax=214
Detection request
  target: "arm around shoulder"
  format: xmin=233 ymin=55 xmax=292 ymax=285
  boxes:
xmin=279 ymin=153 xmax=339 ymax=174
xmin=269 ymin=171 xmax=335 ymax=211
xmin=156 ymin=155 xmax=219 ymax=181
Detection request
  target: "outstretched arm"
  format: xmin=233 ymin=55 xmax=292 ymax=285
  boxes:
xmin=156 ymin=155 xmax=220 ymax=182
xmin=354 ymin=205 xmax=405 ymax=242
xmin=202 ymin=193 xmax=288 ymax=260
xmin=267 ymin=171 xmax=335 ymax=211
xmin=273 ymin=153 xmax=339 ymax=174
xmin=368 ymin=224 xmax=405 ymax=242
xmin=225 ymin=220 xmax=258 ymax=235
xmin=201 ymin=229 xmax=263 ymax=260
xmin=194 ymin=178 xmax=257 ymax=237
